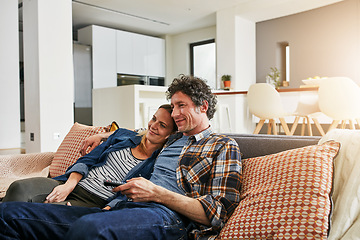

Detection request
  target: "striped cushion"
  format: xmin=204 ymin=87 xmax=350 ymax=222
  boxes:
xmin=218 ymin=141 xmax=340 ymax=240
xmin=49 ymin=123 xmax=107 ymax=178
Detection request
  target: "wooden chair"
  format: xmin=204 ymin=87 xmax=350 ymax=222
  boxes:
xmin=247 ymin=83 xmax=291 ymax=135
xmin=318 ymin=77 xmax=360 ymax=132
xmin=290 ymin=92 xmax=325 ymax=136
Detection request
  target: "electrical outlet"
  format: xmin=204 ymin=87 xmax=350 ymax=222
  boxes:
xmin=53 ymin=133 xmax=60 ymax=140
xmin=30 ymin=133 xmax=34 ymax=141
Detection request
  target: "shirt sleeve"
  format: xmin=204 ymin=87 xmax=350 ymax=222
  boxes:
xmin=179 ymin=137 xmax=242 ymax=231
xmin=200 ymin=139 xmax=242 ymax=228
xmin=64 ymin=128 xmax=129 ymax=178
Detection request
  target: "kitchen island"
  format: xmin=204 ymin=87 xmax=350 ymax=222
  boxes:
xmin=92 ymin=85 xmax=330 ymax=134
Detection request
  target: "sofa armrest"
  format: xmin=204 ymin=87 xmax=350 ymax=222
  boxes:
xmin=0 ymin=152 xmax=55 ymax=198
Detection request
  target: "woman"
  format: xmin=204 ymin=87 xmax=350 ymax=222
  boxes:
xmin=3 ymin=104 xmax=177 ymax=208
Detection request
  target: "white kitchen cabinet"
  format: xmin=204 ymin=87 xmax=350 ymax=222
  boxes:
xmin=116 ymin=29 xmax=165 ymax=77
xmin=78 ymin=25 xmax=117 ymax=89
xmin=78 ymin=25 xmax=165 ymax=90
xmin=116 ymin=30 xmax=133 ymax=75
xmin=132 ymin=33 xmax=148 ymax=76
xmin=147 ymin=36 xmax=165 ymax=77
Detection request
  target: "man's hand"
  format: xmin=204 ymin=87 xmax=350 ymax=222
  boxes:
xmin=79 ymin=132 xmax=113 ymax=156
xmin=113 ymin=177 xmax=158 ymax=203
xmin=114 ymin=177 xmax=211 ymax=226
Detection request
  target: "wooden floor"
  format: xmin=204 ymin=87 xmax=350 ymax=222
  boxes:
xmin=0 ymin=148 xmax=25 ymax=155
xmin=0 ymin=131 xmax=26 ymax=155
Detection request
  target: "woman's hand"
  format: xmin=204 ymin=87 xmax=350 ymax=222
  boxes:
xmin=44 ymin=184 xmax=74 ymax=203
xmin=79 ymin=132 xmax=113 ymax=156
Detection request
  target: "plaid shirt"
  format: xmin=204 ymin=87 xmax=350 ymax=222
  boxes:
xmin=164 ymin=127 xmax=242 ymax=239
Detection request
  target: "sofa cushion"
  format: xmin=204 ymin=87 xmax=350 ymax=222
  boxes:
xmin=318 ymin=129 xmax=360 ymax=239
xmin=49 ymin=123 xmax=107 ymax=178
xmin=218 ymin=141 xmax=340 ymax=240
xmin=0 ymin=152 xmax=55 ymax=198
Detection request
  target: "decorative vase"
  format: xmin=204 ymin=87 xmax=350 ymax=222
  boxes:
xmin=223 ymin=81 xmax=231 ymax=89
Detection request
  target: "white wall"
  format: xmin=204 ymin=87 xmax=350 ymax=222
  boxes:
xmin=23 ymin=0 xmax=74 ymax=153
xmin=216 ymin=8 xmax=237 ymax=88
xmin=216 ymin=7 xmax=257 ymax=133
xmin=234 ymin=16 xmax=256 ymax=91
xmin=217 ymin=7 xmax=257 ymax=91
xmin=0 ymin=1 xmax=21 ymax=149
xmin=165 ymin=26 xmax=216 ymax=85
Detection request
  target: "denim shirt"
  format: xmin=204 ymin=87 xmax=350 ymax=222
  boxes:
xmin=53 ymin=128 xmax=160 ymax=207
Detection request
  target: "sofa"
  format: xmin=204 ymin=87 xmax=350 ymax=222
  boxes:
xmin=1 ymin=123 xmax=359 ymax=239
xmin=218 ymin=130 xmax=360 ymax=240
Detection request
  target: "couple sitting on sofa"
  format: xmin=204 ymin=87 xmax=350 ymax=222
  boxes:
xmin=3 ymin=104 xmax=176 ymax=208
xmin=0 ymin=75 xmax=242 ymax=240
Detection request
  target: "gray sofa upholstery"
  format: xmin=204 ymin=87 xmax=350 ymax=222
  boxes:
xmin=222 ymin=133 xmax=320 ymax=159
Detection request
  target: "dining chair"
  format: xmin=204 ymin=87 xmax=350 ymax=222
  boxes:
xmin=318 ymin=77 xmax=360 ymax=132
xmin=247 ymin=83 xmax=291 ymax=135
xmin=290 ymin=92 xmax=325 ymax=136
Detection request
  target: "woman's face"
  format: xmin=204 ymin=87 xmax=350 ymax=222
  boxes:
xmin=146 ymin=108 xmax=175 ymax=145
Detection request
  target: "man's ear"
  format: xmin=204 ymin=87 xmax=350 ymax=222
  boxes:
xmin=200 ymin=100 xmax=209 ymax=113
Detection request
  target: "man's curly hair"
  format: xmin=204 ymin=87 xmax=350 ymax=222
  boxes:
xmin=166 ymin=75 xmax=217 ymax=120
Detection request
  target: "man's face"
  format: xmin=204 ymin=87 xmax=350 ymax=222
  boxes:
xmin=170 ymin=91 xmax=208 ymax=136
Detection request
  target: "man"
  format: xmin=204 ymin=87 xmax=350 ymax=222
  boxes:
xmin=0 ymin=75 xmax=241 ymax=240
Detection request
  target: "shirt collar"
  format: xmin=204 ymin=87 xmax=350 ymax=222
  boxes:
xmin=191 ymin=126 xmax=213 ymax=142
xmin=167 ymin=126 xmax=213 ymax=144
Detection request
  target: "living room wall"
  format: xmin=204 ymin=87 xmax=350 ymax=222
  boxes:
xmin=0 ymin=1 xmax=21 ymax=149
xmin=165 ymin=26 xmax=216 ymax=86
xmin=256 ymin=0 xmax=360 ymax=87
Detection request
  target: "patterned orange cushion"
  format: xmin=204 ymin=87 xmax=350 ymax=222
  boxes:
xmin=218 ymin=141 xmax=340 ymax=240
xmin=49 ymin=123 xmax=107 ymax=178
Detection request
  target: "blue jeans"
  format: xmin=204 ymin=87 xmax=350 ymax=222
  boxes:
xmin=0 ymin=201 xmax=189 ymax=240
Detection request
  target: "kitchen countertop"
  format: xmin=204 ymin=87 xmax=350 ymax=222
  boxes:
xmin=213 ymin=87 xmax=318 ymax=95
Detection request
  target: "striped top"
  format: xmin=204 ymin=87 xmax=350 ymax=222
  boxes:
xmin=78 ymin=147 xmax=142 ymax=200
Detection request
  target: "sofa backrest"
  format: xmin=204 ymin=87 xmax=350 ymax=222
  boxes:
xmin=221 ymin=133 xmax=321 ymax=159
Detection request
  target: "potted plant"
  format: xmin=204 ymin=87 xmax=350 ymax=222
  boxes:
xmin=221 ymin=75 xmax=231 ymax=89
xmin=266 ymin=67 xmax=281 ymax=89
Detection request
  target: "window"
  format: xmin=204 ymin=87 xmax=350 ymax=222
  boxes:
xmin=285 ymin=45 xmax=290 ymax=82
xmin=190 ymin=39 xmax=216 ymax=89
xmin=277 ymin=42 xmax=290 ymax=83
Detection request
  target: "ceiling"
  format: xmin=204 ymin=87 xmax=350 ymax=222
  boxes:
xmin=19 ymin=0 xmax=343 ymax=37
xmin=71 ymin=0 xmax=250 ymax=36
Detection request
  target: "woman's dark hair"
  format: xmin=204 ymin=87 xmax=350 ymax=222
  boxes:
xmin=158 ymin=104 xmax=177 ymax=132
xmin=166 ymin=75 xmax=217 ymax=120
